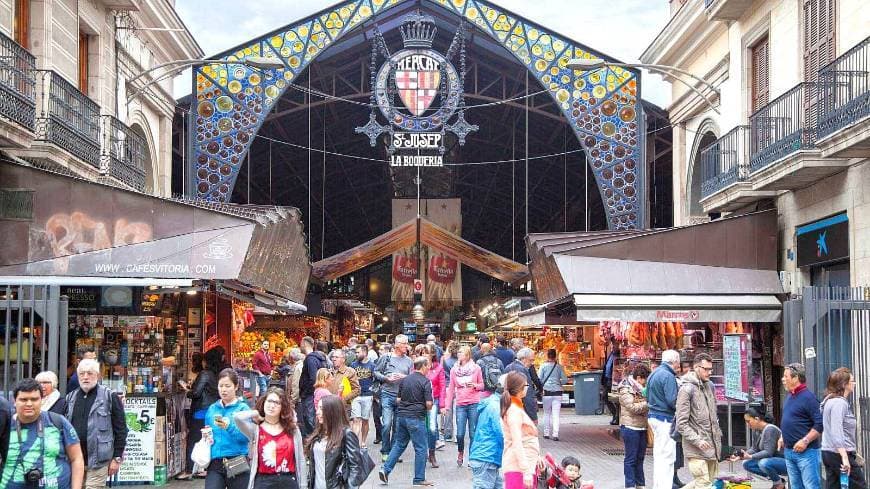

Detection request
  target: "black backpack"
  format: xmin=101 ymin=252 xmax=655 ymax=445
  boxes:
xmin=478 ymin=356 xmax=503 ymax=392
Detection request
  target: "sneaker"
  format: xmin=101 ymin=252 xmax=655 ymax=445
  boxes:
xmin=435 ymin=440 xmax=446 ymax=450
xmin=543 ymin=435 xmax=550 ymax=440
xmin=379 ymin=470 xmax=389 ymax=484
xmin=552 ymin=436 xmax=559 ymax=441
xmin=373 ymin=438 xmax=382 ymax=445
xmin=412 ymin=481 xmax=435 ymax=486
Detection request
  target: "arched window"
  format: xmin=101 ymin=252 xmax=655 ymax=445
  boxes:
xmin=687 ymin=128 xmax=717 ymax=218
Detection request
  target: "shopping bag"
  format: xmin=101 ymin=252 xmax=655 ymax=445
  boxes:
xmin=341 ymin=376 xmax=352 ymax=397
xmin=191 ymin=439 xmax=212 ymax=468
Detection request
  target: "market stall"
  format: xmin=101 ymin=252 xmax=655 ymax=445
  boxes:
xmin=525 ymin=210 xmax=784 ymax=449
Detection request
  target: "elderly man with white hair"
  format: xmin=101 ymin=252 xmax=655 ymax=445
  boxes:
xmin=36 ymin=370 xmax=67 ymax=414
xmin=503 ymin=347 xmax=542 ymax=422
xmin=646 ymin=349 xmax=682 ymax=489
xmin=65 ymin=358 xmax=128 ymax=489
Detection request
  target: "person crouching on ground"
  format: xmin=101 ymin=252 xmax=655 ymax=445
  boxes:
xmin=619 ymin=363 xmax=650 ymax=489
xmin=729 ymin=405 xmax=786 ymax=489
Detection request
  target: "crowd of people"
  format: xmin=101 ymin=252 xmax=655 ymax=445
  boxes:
xmin=0 ymin=333 xmax=865 ymax=489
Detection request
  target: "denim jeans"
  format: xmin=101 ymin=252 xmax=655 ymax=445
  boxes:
xmin=454 ymin=403 xmax=479 ymax=454
xmin=383 ymin=417 xmax=428 ymax=484
xmin=428 ymin=399 xmax=440 ymax=450
xmin=621 ymin=426 xmax=647 ymax=488
xmin=380 ymin=390 xmax=398 ymax=456
xmin=470 ymin=460 xmax=504 ymax=489
xmin=785 ymin=448 xmax=822 ymax=489
xmin=743 ymin=457 xmax=787 ymax=484
xmin=299 ymin=395 xmax=315 ymax=438
xmin=256 ymin=374 xmax=270 ymax=398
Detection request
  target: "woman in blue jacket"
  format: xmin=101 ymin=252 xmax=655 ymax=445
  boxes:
xmin=204 ymin=368 xmax=251 ymax=489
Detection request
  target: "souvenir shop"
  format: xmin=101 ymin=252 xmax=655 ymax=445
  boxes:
xmin=0 ymin=164 xmax=312 ymax=485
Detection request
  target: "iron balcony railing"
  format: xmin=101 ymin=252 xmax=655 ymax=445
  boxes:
xmin=749 ymin=82 xmax=817 ymax=173
xmin=100 ymin=116 xmax=146 ymax=191
xmin=817 ymin=36 xmax=869 ymax=140
xmin=700 ymin=125 xmax=750 ymax=198
xmin=34 ymin=70 xmax=100 ymax=169
xmin=0 ymin=31 xmax=36 ymax=131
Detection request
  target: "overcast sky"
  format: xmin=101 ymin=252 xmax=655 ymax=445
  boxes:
xmin=174 ymin=0 xmax=672 ymax=107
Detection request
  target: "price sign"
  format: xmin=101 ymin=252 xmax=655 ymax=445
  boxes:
xmin=117 ymin=396 xmax=157 ymax=483
xmin=723 ymin=334 xmax=751 ymax=402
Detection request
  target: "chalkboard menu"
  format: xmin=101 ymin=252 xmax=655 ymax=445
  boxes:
xmin=723 ymin=334 xmax=751 ymax=402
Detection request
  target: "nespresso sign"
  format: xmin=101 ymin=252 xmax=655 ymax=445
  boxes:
xmin=796 ymin=213 xmax=849 ymax=268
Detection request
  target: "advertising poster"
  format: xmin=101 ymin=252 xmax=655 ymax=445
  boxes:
xmin=117 ymin=396 xmax=157 ymax=483
xmin=391 ymin=199 xmax=462 ymax=305
xmin=723 ymin=334 xmax=751 ymax=402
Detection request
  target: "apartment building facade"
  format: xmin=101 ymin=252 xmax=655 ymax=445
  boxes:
xmin=0 ymin=0 xmax=201 ymax=195
xmin=641 ymin=0 xmax=868 ymax=290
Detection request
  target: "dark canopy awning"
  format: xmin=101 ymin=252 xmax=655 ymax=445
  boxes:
xmin=524 ymin=210 xmax=783 ymax=323
xmin=0 ymin=162 xmax=311 ymax=303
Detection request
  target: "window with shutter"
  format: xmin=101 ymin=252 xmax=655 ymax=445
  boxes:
xmin=751 ymin=36 xmax=770 ymax=113
xmin=79 ymin=32 xmax=89 ymax=95
xmin=804 ymin=0 xmax=836 ymax=82
xmin=14 ymin=0 xmax=29 ymax=49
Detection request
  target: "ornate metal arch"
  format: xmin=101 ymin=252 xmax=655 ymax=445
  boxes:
xmin=189 ymin=0 xmax=645 ymax=230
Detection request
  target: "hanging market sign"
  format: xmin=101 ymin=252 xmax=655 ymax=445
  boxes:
xmin=356 ymin=11 xmax=477 ymax=165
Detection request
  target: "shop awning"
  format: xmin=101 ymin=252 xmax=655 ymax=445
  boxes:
xmin=0 ymin=162 xmax=311 ymax=303
xmin=525 ymin=210 xmax=784 ymax=322
xmin=311 ymin=217 xmax=528 ymax=283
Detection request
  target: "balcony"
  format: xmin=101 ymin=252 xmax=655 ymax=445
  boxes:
xmin=100 ymin=116 xmax=146 ymax=192
xmin=699 ymin=126 xmax=776 ymax=213
xmin=704 ymin=0 xmax=755 ymax=21
xmin=33 ymin=70 xmax=101 ymax=170
xmin=0 ymin=31 xmax=36 ymax=145
xmin=816 ymin=36 xmax=870 ymax=158
xmin=748 ymin=82 xmax=849 ymax=190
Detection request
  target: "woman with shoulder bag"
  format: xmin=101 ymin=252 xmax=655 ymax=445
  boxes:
xmin=538 ymin=348 xmax=568 ymax=441
xmin=618 ymin=363 xmax=650 ymax=489
xmin=202 ymin=368 xmax=252 ymax=489
xmin=305 ymin=394 xmax=373 ymax=489
xmin=822 ymin=367 xmax=867 ymax=489
xmin=502 ymin=371 xmax=541 ymax=489
xmin=235 ymin=387 xmax=307 ymax=489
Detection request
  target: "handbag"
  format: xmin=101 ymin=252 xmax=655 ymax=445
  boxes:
xmin=223 ymin=455 xmax=250 ymax=478
xmin=343 ymin=428 xmax=376 ymax=487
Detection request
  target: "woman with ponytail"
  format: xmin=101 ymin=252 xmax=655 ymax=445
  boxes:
xmin=501 ymin=371 xmax=540 ymax=489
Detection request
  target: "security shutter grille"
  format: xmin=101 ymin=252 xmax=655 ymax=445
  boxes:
xmin=804 ymin=0 xmax=836 ymax=82
xmin=0 ymin=189 xmax=34 ymax=221
xmin=751 ymin=36 xmax=770 ymax=113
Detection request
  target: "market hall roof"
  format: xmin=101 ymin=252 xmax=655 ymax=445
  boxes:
xmin=526 ymin=209 xmax=783 ymax=306
xmin=0 ymin=160 xmax=311 ymax=304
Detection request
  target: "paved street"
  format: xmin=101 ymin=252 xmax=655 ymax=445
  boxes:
xmin=140 ymin=411 xmax=771 ymax=489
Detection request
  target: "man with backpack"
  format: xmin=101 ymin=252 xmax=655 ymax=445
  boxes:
xmin=5 ymin=378 xmax=84 ymax=489
xmin=475 ymin=343 xmax=504 ymax=399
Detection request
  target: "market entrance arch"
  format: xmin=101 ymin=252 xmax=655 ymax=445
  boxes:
xmin=189 ymin=0 xmax=646 ymax=230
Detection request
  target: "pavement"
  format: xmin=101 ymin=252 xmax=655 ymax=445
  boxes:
xmin=137 ymin=411 xmax=771 ymax=489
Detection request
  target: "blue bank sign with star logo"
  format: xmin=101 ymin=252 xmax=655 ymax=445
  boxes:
xmin=796 ymin=213 xmax=849 ymax=268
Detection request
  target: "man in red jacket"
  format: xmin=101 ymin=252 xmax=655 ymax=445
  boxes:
xmin=252 ymin=340 xmax=273 ymax=398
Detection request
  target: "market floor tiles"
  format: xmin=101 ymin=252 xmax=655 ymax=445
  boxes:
xmin=143 ymin=412 xmax=772 ymax=489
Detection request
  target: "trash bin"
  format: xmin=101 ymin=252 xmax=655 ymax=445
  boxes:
xmin=572 ymin=371 xmax=602 ymax=415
